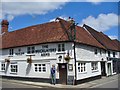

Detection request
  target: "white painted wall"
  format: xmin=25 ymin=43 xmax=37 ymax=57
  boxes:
xmin=76 ymin=44 xmax=107 ymax=62
xmin=0 ymin=42 xmax=119 ymax=81
xmin=76 ymin=61 xmax=101 ymax=80
xmin=0 ymin=42 xmax=74 ymax=79
xmin=75 ymin=44 xmax=102 ymax=80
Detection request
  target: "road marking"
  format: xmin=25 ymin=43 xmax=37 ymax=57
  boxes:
xmin=90 ymin=79 xmax=118 ymax=88
xmin=2 ymin=81 xmax=43 ymax=88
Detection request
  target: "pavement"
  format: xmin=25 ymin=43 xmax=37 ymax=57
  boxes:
xmin=1 ymin=74 xmax=119 ymax=88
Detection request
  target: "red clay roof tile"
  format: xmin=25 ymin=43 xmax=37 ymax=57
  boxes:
xmin=83 ymin=24 xmax=118 ymax=51
xmin=1 ymin=18 xmax=105 ymax=49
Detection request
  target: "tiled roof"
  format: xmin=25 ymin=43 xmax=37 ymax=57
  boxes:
xmin=1 ymin=18 xmax=105 ymax=49
xmin=112 ymin=39 xmax=120 ymax=51
xmin=83 ymin=24 xmax=118 ymax=51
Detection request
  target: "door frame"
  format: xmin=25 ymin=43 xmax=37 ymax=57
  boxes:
xmin=100 ymin=61 xmax=106 ymax=76
xmin=58 ymin=63 xmax=67 ymax=85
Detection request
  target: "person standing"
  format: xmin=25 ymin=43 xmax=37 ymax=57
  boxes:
xmin=51 ymin=65 xmax=56 ymax=85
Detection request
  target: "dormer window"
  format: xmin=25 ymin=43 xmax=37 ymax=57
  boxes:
xmin=9 ymin=49 xmax=14 ymax=55
xmin=100 ymin=49 xmax=102 ymax=55
xmin=108 ymin=51 xmax=110 ymax=57
xmin=94 ymin=49 xmax=97 ymax=55
xmin=113 ymin=52 xmax=116 ymax=57
xmin=58 ymin=44 xmax=65 ymax=52
xmin=27 ymin=46 xmax=35 ymax=54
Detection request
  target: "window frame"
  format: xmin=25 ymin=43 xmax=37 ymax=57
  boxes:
xmin=58 ymin=43 xmax=65 ymax=52
xmin=9 ymin=49 xmax=14 ymax=55
xmin=94 ymin=49 xmax=98 ymax=55
xmin=113 ymin=52 xmax=116 ymax=57
xmin=10 ymin=63 xmax=18 ymax=74
xmin=78 ymin=62 xmax=86 ymax=73
xmin=91 ymin=62 xmax=98 ymax=72
xmin=27 ymin=46 xmax=35 ymax=54
xmin=34 ymin=63 xmax=46 ymax=73
xmin=1 ymin=63 xmax=6 ymax=71
xmin=108 ymin=51 xmax=110 ymax=57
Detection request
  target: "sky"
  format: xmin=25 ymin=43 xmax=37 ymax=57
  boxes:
xmin=0 ymin=0 xmax=119 ymax=40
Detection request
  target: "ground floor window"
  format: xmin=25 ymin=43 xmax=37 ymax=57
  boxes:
xmin=91 ymin=62 xmax=98 ymax=71
xmin=10 ymin=63 xmax=18 ymax=73
xmin=1 ymin=63 xmax=5 ymax=71
xmin=78 ymin=62 xmax=86 ymax=73
xmin=34 ymin=64 xmax=46 ymax=72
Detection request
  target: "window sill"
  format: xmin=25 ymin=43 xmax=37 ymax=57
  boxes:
xmin=10 ymin=72 xmax=17 ymax=75
xmin=56 ymin=52 xmax=66 ymax=54
xmin=26 ymin=54 xmax=35 ymax=56
xmin=34 ymin=72 xmax=47 ymax=73
xmin=78 ymin=72 xmax=87 ymax=74
xmin=0 ymin=70 xmax=5 ymax=72
xmin=92 ymin=70 xmax=99 ymax=73
xmin=8 ymin=55 xmax=13 ymax=57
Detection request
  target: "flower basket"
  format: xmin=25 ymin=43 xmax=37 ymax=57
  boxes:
xmin=64 ymin=55 xmax=71 ymax=62
xmin=27 ymin=58 xmax=32 ymax=63
xmin=5 ymin=59 xmax=10 ymax=63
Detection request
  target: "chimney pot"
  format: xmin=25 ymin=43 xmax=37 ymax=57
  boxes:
xmin=1 ymin=20 xmax=9 ymax=33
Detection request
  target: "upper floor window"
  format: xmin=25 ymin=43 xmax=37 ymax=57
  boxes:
xmin=58 ymin=44 xmax=65 ymax=52
xmin=113 ymin=52 xmax=116 ymax=57
xmin=100 ymin=49 xmax=102 ymax=55
xmin=9 ymin=49 xmax=14 ymax=55
xmin=78 ymin=62 xmax=86 ymax=73
xmin=27 ymin=46 xmax=35 ymax=54
xmin=108 ymin=51 xmax=110 ymax=57
xmin=94 ymin=49 xmax=97 ymax=55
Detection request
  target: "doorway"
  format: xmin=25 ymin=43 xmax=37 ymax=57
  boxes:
xmin=58 ymin=63 xmax=67 ymax=84
xmin=107 ymin=63 xmax=112 ymax=76
xmin=101 ymin=62 xmax=106 ymax=76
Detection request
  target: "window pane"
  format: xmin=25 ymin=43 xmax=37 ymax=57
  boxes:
xmin=32 ymin=47 xmax=35 ymax=53
xmin=35 ymin=64 xmax=37 ymax=66
xmin=62 ymin=44 xmax=65 ymax=51
xmin=42 ymin=64 xmax=45 ymax=66
xmin=58 ymin=44 xmax=61 ymax=52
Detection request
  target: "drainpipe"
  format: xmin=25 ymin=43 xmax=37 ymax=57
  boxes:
xmin=73 ymin=41 xmax=77 ymax=85
xmin=73 ymin=23 xmax=77 ymax=85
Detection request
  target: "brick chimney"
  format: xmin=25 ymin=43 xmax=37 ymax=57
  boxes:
xmin=1 ymin=20 xmax=9 ymax=33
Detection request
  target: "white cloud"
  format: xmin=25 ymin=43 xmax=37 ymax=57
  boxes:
xmin=80 ymin=13 xmax=118 ymax=32
xmin=108 ymin=35 xmax=118 ymax=40
xmin=49 ymin=16 xmax=68 ymax=22
xmin=86 ymin=0 xmax=104 ymax=4
xmin=1 ymin=0 xmax=71 ymax=2
xmin=1 ymin=1 xmax=68 ymax=21
xmin=1 ymin=0 xmax=119 ymax=2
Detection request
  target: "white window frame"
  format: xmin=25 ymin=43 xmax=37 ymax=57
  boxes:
xmin=58 ymin=43 xmax=65 ymax=52
xmin=94 ymin=49 xmax=98 ymax=55
xmin=78 ymin=62 xmax=86 ymax=73
xmin=10 ymin=63 xmax=18 ymax=74
xmin=9 ymin=49 xmax=14 ymax=55
xmin=1 ymin=62 xmax=6 ymax=71
xmin=27 ymin=46 xmax=35 ymax=54
xmin=34 ymin=64 xmax=46 ymax=73
xmin=91 ymin=62 xmax=98 ymax=72
xmin=113 ymin=52 xmax=116 ymax=58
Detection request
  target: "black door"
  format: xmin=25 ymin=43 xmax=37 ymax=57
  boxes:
xmin=59 ymin=63 xmax=67 ymax=84
xmin=101 ymin=62 xmax=106 ymax=76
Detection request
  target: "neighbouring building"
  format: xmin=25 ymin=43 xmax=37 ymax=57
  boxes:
xmin=83 ymin=24 xmax=120 ymax=76
xmin=0 ymin=18 xmax=120 ymax=85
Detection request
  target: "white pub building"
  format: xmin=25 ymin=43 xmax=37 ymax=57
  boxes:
xmin=0 ymin=18 xmax=120 ymax=85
